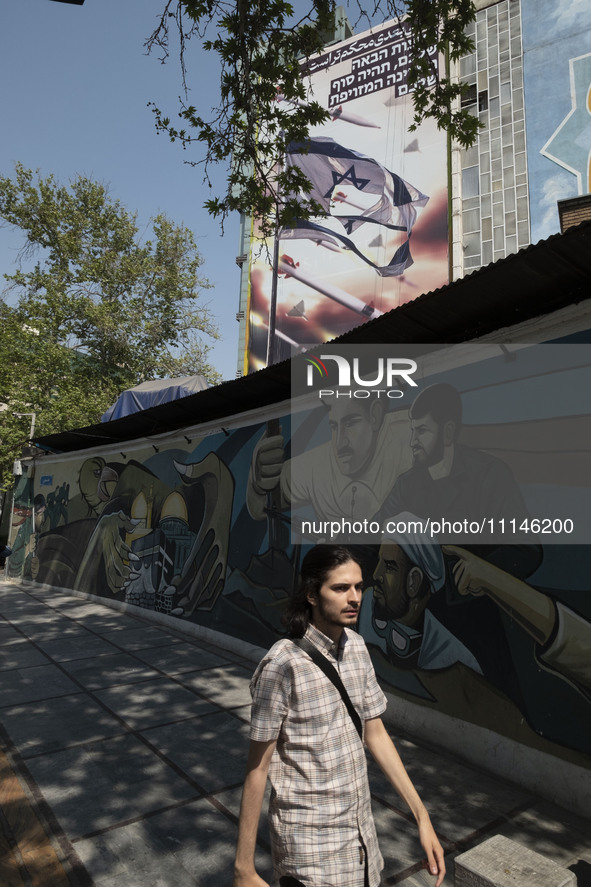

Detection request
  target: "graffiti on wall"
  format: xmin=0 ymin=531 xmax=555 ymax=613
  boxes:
xmin=7 ymin=356 xmax=591 ymax=766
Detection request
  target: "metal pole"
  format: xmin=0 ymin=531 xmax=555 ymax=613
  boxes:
xmin=266 ymin=129 xmax=285 ymax=368
xmin=266 ymin=215 xmax=281 ymax=367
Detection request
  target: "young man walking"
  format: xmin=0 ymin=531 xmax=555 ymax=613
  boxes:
xmin=233 ymin=545 xmax=445 ymax=887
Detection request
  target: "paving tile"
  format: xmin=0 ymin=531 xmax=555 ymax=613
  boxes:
xmin=23 ymin=734 xmax=200 ymax=840
xmin=0 ymin=641 xmax=49 ymax=670
xmin=0 ymin=694 xmax=125 ymax=755
xmin=229 ymin=703 xmax=251 ymax=724
xmin=10 ymin=620 xmax=93 ymax=642
xmin=60 ymin=612 xmax=144 ymax=634
xmin=496 ymin=800 xmax=591 ymax=867
xmin=367 ymin=739 xmax=531 ymax=843
xmin=35 ymin=632 xmax=121 ymax=662
xmin=140 ymin=710 xmax=250 ymax=793
xmin=0 ymin=622 xmax=23 ymax=639
xmin=0 ymin=600 xmax=51 ymax=620
xmin=0 ymin=663 xmax=83 ymax=707
xmin=53 ymin=601 xmax=129 ymax=619
xmin=2 ymin=613 xmax=79 ymax=635
xmin=74 ymin=797 xmax=273 ymax=887
xmin=33 ymin=590 xmax=80 ymax=603
xmin=58 ymin=652 xmax=157 ymax=690
xmin=394 ymin=851 xmax=459 ymax=887
xmin=99 ymin=626 xmax=182 ymax=652
xmin=94 ymin=678 xmax=218 ymax=730
xmin=215 ymin=647 xmax=262 ymax=667
xmin=372 ymin=796 xmax=435 ymax=876
xmin=133 ymin=642 xmax=231 ymax=675
xmin=180 ymin=664 xmax=253 ymax=709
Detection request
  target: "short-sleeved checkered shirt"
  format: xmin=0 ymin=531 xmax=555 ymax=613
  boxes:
xmin=250 ymin=623 xmax=387 ymax=887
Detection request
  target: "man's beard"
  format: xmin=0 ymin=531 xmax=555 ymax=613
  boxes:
xmin=372 ymin=591 xmax=409 ymax=623
xmin=413 ymin=430 xmax=444 ymax=467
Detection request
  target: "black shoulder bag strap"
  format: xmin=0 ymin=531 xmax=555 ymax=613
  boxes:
xmin=292 ymin=637 xmax=363 ymax=740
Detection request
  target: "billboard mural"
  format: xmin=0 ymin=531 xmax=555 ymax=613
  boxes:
xmin=522 ymin=0 xmax=591 ymax=242
xmin=6 ymin=342 xmax=591 ymax=774
xmin=245 ymin=18 xmax=449 ymax=371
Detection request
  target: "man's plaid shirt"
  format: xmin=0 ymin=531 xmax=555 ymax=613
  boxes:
xmin=250 ymin=623 xmax=387 ymax=887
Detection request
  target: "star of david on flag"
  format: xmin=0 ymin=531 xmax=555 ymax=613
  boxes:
xmin=283 ymin=136 xmax=428 ymax=276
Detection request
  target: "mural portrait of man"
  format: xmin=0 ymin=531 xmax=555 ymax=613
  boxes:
xmin=359 ymin=534 xmax=482 ymax=685
xmin=377 ymin=383 xmax=529 ymax=536
xmin=247 ymin=397 xmax=411 ymax=533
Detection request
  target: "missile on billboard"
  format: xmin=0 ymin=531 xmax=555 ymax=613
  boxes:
xmin=252 ymin=312 xmax=305 ymax=350
xmin=278 ymin=255 xmax=383 ymax=320
xmin=287 ymin=300 xmax=309 ymax=320
xmin=275 ymin=92 xmax=380 ymax=129
xmin=331 ymin=190 xmax=367 ymax=212
xmin=313 ymin=238 xmax=343 ymax=253
xmin=328 ymin=105 xmax=381 ymax=129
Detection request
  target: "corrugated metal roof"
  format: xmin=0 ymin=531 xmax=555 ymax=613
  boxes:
xmin=34 ymin=219 xmax=591 ymax=454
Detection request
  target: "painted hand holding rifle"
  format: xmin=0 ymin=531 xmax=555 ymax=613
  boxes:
xmin=246 ymin=427 xmax=286 ymax=522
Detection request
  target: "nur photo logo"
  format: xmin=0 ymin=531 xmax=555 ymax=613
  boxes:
xmin=304 ymin=351 xmax=418 ymax=399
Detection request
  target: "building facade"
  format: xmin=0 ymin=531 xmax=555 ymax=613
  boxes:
xmin=235 ymin=0 xmax=591 ymax=374
xmin=452 ymin=0 xmax=591 ymax=277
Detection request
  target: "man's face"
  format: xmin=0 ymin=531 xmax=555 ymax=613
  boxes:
xmin=33 ymin=504 xmax=46 ymax=533
xmin=309 ymin=560 xmax=364 ymax=635
xmin=372 ymin=543 xmax=411 ymax=622
xmin=409 ymin=412 xmax=444 ymax=468
xmin=327 ymin=399 xmax=378 ymax=478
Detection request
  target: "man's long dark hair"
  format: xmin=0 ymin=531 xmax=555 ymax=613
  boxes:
xmin=284 ymin=545 xmax=362 ymax=638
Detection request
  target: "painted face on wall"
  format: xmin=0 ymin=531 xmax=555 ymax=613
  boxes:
xmin=409 ymin=412 xmax=445 ymax=468
xmin=372 ymin=543 xmax=413 ymax=622
xmin=372 ymin=541 xmax=430 ymax=631
xmin=326 ymin=399 xmax=380 ymax=478
xmin=79 ymin=457 xmax=107 ymax=511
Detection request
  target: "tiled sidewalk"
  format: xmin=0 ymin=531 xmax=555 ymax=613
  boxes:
xmin=1 ymin=579 xmax=589 ymax=887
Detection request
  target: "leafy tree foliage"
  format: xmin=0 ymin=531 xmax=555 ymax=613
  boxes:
xmin=0 ymin=164 xmax=218 ymax=488
xmin=146 ymin=0 xmax=477 ymax=234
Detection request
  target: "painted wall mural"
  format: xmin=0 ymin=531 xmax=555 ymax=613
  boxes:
xmin=522 ymin=0 xmax=591 ymax=241
xmin=7 ymin=377 xmax=591 ymax=771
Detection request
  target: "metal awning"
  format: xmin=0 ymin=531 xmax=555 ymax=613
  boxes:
xmin=34 ymin=220 xmax=591 ymax=454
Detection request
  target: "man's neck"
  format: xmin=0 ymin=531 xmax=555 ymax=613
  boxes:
xmin=427 ymin=443 xmax=455 ymax=480
xmin=310 ymin=618 xmax=344 ymax=646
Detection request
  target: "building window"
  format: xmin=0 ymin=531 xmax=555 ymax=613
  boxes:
xmin=462 ymin=166 xmax=480 ymax=199
xmin=461 ymin=83 xmax=478 ymax=107
xmin=478 ymin=90 xmax=489 ymax=111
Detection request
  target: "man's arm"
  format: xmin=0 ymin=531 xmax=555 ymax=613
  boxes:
xmin=443 ymin=545 xmax=555 ymax=645
xmin=364 ymin=717 xmax=446 ymax=887
xmin=233 ymin=738 xmax=277 ymax=887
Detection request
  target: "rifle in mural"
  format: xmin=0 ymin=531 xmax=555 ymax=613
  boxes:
xmin=265 ymin=417 xmax=289 ymax=554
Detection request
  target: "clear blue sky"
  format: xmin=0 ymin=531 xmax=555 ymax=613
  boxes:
xmin=0 ymin=0 xmax=241 ymax=379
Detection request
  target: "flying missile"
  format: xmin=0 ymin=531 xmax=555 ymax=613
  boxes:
xmin=252 ymin=312 xmax=305 ymax=349
xmin=278 ymin=255 xmax=383 ymax=320
xmin=328 ymin=105 xmax=381 ymax=129
xmin=332 ymin=190 xmax=367 ymax=212
xmin=275 ymin=92 xmax=380 ymax=129
xmin=287 ymin=300 xmax=309 ymax=320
